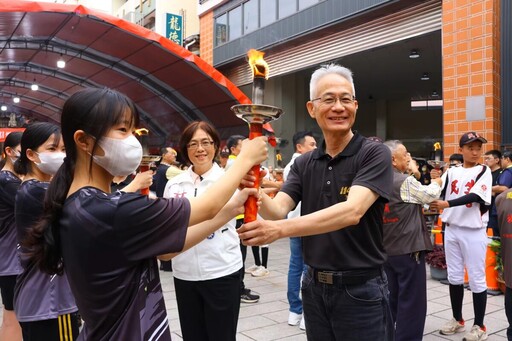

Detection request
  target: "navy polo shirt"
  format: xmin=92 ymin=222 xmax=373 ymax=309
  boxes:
xmin=281 ymin=132 xmax=393 ymax=271
xmin=60 ymin=187 xmax=190 ymax=340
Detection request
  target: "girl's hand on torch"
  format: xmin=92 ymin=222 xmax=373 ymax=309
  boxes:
xmin=238 ymin=136 xmax=268 ymax=166
xmin=122 ymin=170 xmax=154 ymax=192
xmin=226 ymin=188 xmax=259 ymax=216
xmin=239 ymin=167 xmax=268 ymax=189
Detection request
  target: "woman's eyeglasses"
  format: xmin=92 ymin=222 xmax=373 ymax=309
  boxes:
xmin=187 ymin=140 xmax=214 ymax=150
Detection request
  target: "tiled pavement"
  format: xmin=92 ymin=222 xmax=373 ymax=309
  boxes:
xmin=2 ymin=237 xmax=508 ymax=340
xmin=162 ymin=237 xmax=509 ymax=340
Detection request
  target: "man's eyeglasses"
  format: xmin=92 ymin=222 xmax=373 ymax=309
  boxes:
xmin=311 ymin=94 xmax=356 ymax=106
xmin=187 ymin=140 xmax=214 ymax=150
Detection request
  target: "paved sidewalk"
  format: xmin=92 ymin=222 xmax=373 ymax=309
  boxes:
xmin=162 ymin=238 xmax=509 ymax=340
xmin=2 ymin=238 xmax=508 ymax=340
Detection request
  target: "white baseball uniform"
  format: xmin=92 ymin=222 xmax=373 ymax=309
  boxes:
xmin=440 ymin=164 xmax=492 ymax=292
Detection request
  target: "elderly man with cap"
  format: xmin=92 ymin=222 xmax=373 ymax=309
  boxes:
xmin=430 ymin=131 xmax=492 ymax=341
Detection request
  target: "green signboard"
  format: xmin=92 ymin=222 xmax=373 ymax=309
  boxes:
xmin=166 ymin=13 xmax=183 ymax=46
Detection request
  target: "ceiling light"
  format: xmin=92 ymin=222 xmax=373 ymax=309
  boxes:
xmin=421 ymin=72 xmax=430 ymax=81
xmin=13 ymin=96 xmax=20 ymax=103
xmin=31 ymin=78 xmax=39 ymax=91
xmin=1 ymin=105 xmax=6 ymax=111
xmin=409 ymin=49 xmax=420 ymax=59
xmin=57 ymin=54 xmax=66 ymax=68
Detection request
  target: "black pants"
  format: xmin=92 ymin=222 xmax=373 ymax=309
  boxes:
xmin=0 ymin=275 xmax=16 ymax=310
xmin=174 ymin=269 xmax=241 ymax=341
xmin=20 ymin=312 xmax=80 ymax=341
xmin=384 ymin=252 xmax=427 ymax=341
xmin=235 ymin=218 xmax=247 ymax=293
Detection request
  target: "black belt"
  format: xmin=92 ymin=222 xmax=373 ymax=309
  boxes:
xmin=310 ymin=267 xmax=382 ymax=285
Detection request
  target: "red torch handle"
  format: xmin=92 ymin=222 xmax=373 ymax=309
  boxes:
xmin=139 ymin=164 xmax=150 ymax=196
xmin=245 ymin=124 xmax=263 ymax=223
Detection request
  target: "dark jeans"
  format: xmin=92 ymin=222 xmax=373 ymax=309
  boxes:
xmin=384 ymin=252 xmax=427 ymax=341
xmin=174 ymin=269 xmax=241 ymax=341
xmin=302 ymin=266 xmax=393 ymax=341
xmin=506 ymin=286 xmax=512 ymax=341
xmin=287 ymin=237 xmax=306 ymax=314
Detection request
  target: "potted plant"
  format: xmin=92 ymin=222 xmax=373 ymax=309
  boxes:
xmin=489 ymin=238 xmax=506 ymax=294
xmin=425 ymin=245 xmax=448 ymax=280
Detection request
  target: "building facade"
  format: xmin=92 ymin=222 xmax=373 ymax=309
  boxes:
xmin=112 ymin=0 xmax=200 ymax=54
xmin=198 ymin=0 xmax=510 ymax=163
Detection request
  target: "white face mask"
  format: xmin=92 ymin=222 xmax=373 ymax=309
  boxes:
xmin=35 ymin=152 xmax=65 ymax=175
xmin=92 ymin=135 xmax=143 ymax=176
xmin=10 ymin=150 xmax=20 ymax=164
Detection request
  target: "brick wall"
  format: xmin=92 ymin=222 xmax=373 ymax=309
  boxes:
xmin=199 ymin=11 xmax=214 ymax=65
xmin=442 ymin=0 xmax=501 ymax=158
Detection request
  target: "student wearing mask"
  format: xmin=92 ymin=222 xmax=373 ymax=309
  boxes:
xmin=14 ymin=122 xmax=79 ymax=340
xmin=0 ymin=131 xmax=23 ymax=341
xmin=23 ymin=88 xmax=268 ymax=340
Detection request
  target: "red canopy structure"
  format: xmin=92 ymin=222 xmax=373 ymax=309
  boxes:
xmin=0 ymin=0 xmax=253 ymax=143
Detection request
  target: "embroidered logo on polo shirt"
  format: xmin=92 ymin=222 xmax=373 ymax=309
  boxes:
xmin=339 ymin=186 xmax=350 ymax=196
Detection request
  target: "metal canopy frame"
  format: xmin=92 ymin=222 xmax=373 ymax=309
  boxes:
xmin=0 ymin=1 xmax=251 ymax=143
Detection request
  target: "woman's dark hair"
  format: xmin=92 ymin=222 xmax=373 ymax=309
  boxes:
xmin=14 ymin=122 xmax=61 ymax=175
xmin=0 ymin=131 xmax=22 ymax=169
xmin=3 ymin=131 xmax=23 ymax=153
xmin=24 ymin=88 xmax=140 ymax=275
xmin=178 ymin=121 xmax=220 ymax=166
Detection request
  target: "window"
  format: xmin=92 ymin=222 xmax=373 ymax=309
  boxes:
xmin=278 ymin=0 xmax=296 ymax=19
xmin=244 ymin=0 xmax=259 ymax=34
xmin=215 ymin=13 xmax=227 ymax=45
xmin=228 ymin=6 xmax=242 ymax=40
xmin=299 ymin=0 xmax=318 ymax=10
xmin=260 ymin=0 xmax=277 ymax=27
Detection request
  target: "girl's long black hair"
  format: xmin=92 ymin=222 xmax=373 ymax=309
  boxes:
xmin=24 ymin=88 xmax=139 ymax=275
xmin=14 ymin=122 xmax=61 ymax=176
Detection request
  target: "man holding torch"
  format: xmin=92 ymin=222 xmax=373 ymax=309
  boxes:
xmin=238 ymin=64 xmax=394 ymax=340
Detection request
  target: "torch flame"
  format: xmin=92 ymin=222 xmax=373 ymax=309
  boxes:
xmin=433 ymin=142 xmax=442 ymax=151
xmin=247 ymin=49 xmax=269 ymax=79
xmin=134 ymin=128 xmax=149 ymax=136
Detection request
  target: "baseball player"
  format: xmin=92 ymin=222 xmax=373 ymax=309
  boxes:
xmin=430 ymin=132 xmax=492 ymax=341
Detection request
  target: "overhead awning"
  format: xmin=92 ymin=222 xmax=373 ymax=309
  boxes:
xmin=0 ymin=0 xmax=252 ymax=143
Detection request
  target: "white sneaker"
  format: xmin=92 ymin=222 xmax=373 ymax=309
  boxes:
xmin=440 ymin=318 xmax=465 ymax=335
xmin=245 ymin=264 xmax=259 ymax=274
xmin=299 ymin=317 xmax=306 ymax=330
xmin=463 ymin=325 xmax=488 ymax=341
xmin=288 ymin=312 xmax=302 ymax=326
xmin=251 ymin=266 xmax=270 ymax=277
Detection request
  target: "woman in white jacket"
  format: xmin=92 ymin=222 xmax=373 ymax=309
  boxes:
xmin=163 ymin=121 xmax=243 ymax=341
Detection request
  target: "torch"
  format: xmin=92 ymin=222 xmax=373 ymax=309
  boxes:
xmin=231 ymin=49 xmax=284 ymax=223
xmin=427 ymin=141 xmax=445 ymax=215
xmin=427 ymin=141 xmax=446 ymax=171
xmin=134 ymin=128 xmax=161 ymax=196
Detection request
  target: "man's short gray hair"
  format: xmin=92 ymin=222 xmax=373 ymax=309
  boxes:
xmin=309 ymin=64 xmax=356 ymax=100
xmin=383 ymin=140 xmax=403 ymax=154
